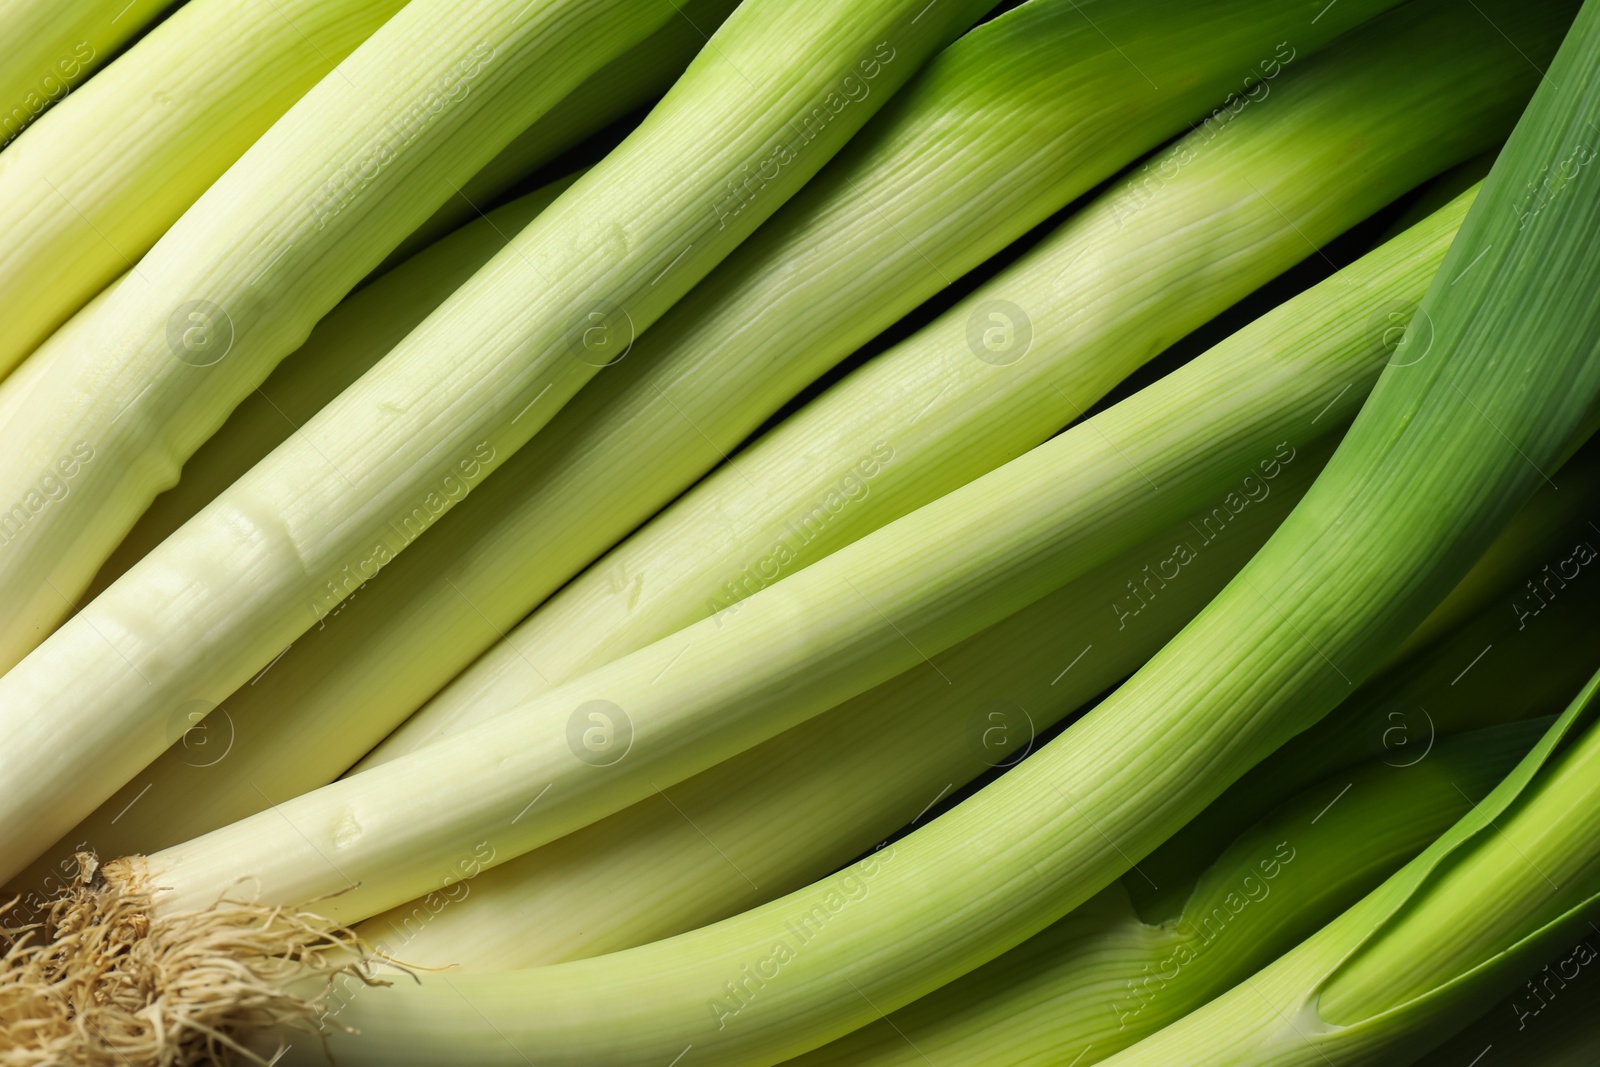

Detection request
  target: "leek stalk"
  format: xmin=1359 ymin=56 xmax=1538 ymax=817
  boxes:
xmin=284 ymin=18 xmax=1600 ymax=1047
xmin=118 ymin=169 xmax=1481 ymax=936
xmin=31 ymin=0 xmax=1402 ymax=865
xmin=1101 ymin=670 xmax=1600 ymax=1066
xmin=391 ymin=0 xmax=742 ymax=262
xmin=0 ymin=0 xmax=169 ymax=150
xmin=793 ymin=722 xmax=1545 ymax=1067
xmin=357 ymin=453 xmax=1319 ymax=969
xmin=374 ymin=0 xmax=1528 ymax=760
xmin=358 ymin=439 xmax=1600 ymax=974
xmin=0 ymin=0 xmax=410 ymax=377
xmin=81 ymin=178 xmax=580 ymax=601
xmin=0 ymin=0 xmax=688 ymax=671
xmin=1415 ymin=932 xmax=1600 ymax=1066
xmin=0 ymin=0 xmax=993 ymax=885
xmin=0 ymin=180 xmax=572 ymax=892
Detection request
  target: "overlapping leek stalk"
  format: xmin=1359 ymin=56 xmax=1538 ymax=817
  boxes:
xmin=120 ymin=159 xmax=1480 ymax=938
xmin=793 ymin=722 xmax=1545 ymax=1066
xmin=372 ymin=0 xmax=1531 ymax=761
xmin=29 ymin=0 xmax=1406 ymax=866
xmin=0 ymin=0 xmax=411 ymax=377
xmin=1132 ymin=440 xmax=1600 ymax=905
xmin=0 ymin=0 xmax=707 ymax=674
xmin=1101 ymin=669 xmax=1600 ymax=1066
xmin=81 ymin=177 xmax=579 ymax=599
xmin=0 ymin=0 xmax=169 ymax=149
xmin=0 ymin=180 xmax=567 ymax=896
xmin=391 ymin=0 xmax=742 ymax=261
xmin=0 ymin=279 xmax=119 ymax=429
xmin=1414 ymin=932 xmax=1600 ymax=1066
xmin=0 ymin=0 xmax=992 ymax=887
xmin=357 ymin=456 xmax=1320 ymax=969
xmin=357 ymin=440 xmax=1600 ymax=974
xmin=285 ymin=14 xmax=1600 ymax=1048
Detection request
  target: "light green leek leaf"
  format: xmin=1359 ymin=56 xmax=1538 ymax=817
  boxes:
xmin=1101 ymin=668 xmax=1600 ymax=1066
xmin=285 ymin=32 xmax=1600 ymax=1046
xmin=1130 ymin=440 xmax=1600 ymax=915
xmin=390 ymin=0 xmax=743 ymax=263
xmin=355 ymin=448 xmax=1322 ymax=970
xmin=0 ymin=0 xmax=170 ymax=150
xmin=0 ymin=0 xmax=995 ymax=886
xmin=370 ymin=0 xmax=1523 ymax=763
xmin=0 ymin=0 xmax=410 ymax=379
xmin=26 ymin=0 xmax=1404 ymax=869
xmin=793 ymin=721 xmax=1545 ymax=1067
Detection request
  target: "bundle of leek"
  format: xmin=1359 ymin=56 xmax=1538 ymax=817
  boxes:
xmin=248 ymin=0 xmax=1600 ymax=1057
xmin=2 ymin=143 xmax=1484 ymax=1065
xmin=32 ymin=0 xmax=1430 ymax=868
xmin=0 ymin=0 xmax=991 ymax=883
xmin=4 ymin=0 xmax=1599 ymax=1063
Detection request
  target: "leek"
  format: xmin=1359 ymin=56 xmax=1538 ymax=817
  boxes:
xmin=0 ymin=0 xmax=169 ymax=149
xmin=1415 ymin=933 xmax=1600 ymax=1066
xmin=391 ymin=0 xmax=742 ymax=262
xmin=28 ymin=0 xmax=1405 ymax=865
xmin=356 ymin=448 xmax=1598 ymax=972
xmin=0 ymin=0 xmax=410 ymax=377
xmin=81 ymin=177 xmax=579 ymax=600
xmin=1100 ymin=671 xmax=1600 ymax=1066
xmin=0 ymin=0 xmax=992 ymax=885
xmin=1132 ymin=439 xmax=1600 ymax=905
xmin=109 ymin=160 xmax=1480 ymax=938
xmin=356 ymin=454 xmax=1319 ymax=969
xmin=0 ymin=180 xmax=571 ymax=888
xmin=374 ymin=0 xmax=1526 ymax=760
xmin=0 ymin=0 xmax=690 ymax=671
xmin=274 ymin=11 xmax=1600 ymax=1047
xmin=0 ymin=280 xmax=118 ymax=429
xmin=793 ymin=721 xmax=1545 ymax=1067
